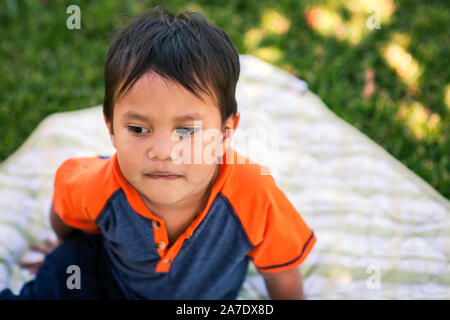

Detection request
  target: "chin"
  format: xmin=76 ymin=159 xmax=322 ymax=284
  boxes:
xmin=141 ymin=189 xmax=182 ymax=203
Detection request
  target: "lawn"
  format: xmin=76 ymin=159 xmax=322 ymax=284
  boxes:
xmin=0 ymin=0 xmax=448 ymax=198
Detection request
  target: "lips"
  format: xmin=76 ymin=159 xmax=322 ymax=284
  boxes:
xmin=147 ymin=171 xmax=181 ymax=176
xmin=145 ymin=171 xmax=181 ymax=180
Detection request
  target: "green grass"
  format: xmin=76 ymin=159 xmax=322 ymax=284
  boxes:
xmin=0 ymin=0 xmax=449 ymax=198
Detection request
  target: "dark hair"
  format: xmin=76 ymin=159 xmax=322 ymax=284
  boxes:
xmin=103 ymin=5 xmax=240 ymax=134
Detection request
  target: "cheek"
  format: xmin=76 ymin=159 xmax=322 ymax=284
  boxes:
xmin=176 ymin=131 xmax=222 ymax=165
xmin=180 ymin=143 xmax=215 ymax=165
xmin=183 ymin=165 xmax=215 ymax=188
xmin=116 ymin=130 xmax=146 ymax=155
xmin=116 ymin=156 xmax=140 ymax=187
xmin=201 ymin=132 xmax=223 ymax=163
xmin=172 ymin=136 xmax=198 ymax=164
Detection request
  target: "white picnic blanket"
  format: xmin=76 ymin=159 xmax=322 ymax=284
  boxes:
xmin=0 ymin=54 xmax=449 ymax=299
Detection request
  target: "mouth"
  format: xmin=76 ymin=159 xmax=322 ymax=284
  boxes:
xmin=145 ymin=174 xmax=182 ymax=180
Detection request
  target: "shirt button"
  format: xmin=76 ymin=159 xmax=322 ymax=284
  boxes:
xmin=162 ymin=258 xmax=171 ymax=264
xmin=156 ymin=242 xmax=166 ymax=250
xmin=152 ymin=220 xmax=160 ymax=230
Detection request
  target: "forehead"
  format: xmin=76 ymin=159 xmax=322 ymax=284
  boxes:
xmin=115 ymin=71 xmax=219 ymax=120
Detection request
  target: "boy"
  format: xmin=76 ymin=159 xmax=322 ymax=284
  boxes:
xmin=0 ymin=6 xmax=316 ymax=300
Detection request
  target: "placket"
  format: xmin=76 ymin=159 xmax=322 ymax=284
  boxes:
xmin=151 ymin=218 xmax=193 ymax=273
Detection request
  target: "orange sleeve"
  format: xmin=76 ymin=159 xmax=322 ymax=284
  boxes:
xmin=247 ymin=176 xmax=316 ymax=274
xmin=52 ymin=158 xmax=100 ymax=233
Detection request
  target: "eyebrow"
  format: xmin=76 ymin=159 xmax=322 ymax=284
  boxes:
xmin=122 ymin=111 xmax=204 ymax=122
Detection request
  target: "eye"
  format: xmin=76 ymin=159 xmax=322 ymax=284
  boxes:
xmin=176 ymin=127 xmax=199 ymax=136
xmin=127 ymin=126 xmax=150 ymax=135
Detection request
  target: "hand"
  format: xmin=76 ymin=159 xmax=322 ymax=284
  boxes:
xmin=19 ymin=238 xmax=60 ymax=275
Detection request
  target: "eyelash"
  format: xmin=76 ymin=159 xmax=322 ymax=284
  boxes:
xmin=127 ymin=126 xmax=199 ymax=136
xmin=176 ymin=127 xmax=200 ymax=136
xmin=127 ymin=126 xmax=149 ymax=135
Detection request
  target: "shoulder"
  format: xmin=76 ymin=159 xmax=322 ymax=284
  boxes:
xmin=218 ymin=150 xmax=316 ymax=272
xmin=54 ymin=155 xmax=120 ymax=218
xmin=220 ymin=151 xmax=287 ymax=242
xmin=221 ymin=150 xmax=275 ymax=199
xmin=55 ymin=156 xmax=111 ymax=187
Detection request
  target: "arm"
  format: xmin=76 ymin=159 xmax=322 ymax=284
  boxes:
xmin=49 ymin=202 xmax=76 ymax=242
xmin=260 ymin=267 xmax=305 ymax=300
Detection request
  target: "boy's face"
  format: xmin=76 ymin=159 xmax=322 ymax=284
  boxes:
xmin=104 ymin=71 xmax=239 ymax=214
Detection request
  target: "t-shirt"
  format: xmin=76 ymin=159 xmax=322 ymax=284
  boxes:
xmin=52 ymin=147 xmax=316 ymax=299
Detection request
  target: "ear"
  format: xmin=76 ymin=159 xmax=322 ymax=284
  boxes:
xmin=231 ymin=111 xmax=240 ymax=131
xmin=222 ymin=111 xmax=240 ymax=133
xmin=103 ymin=114 xmax=116 ymax=148
xmin=219 ymin=111 xmax=240 ymax=156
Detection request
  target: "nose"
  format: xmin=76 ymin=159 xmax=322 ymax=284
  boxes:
xmin=147 ymin=129 xmax=179 ymax=161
